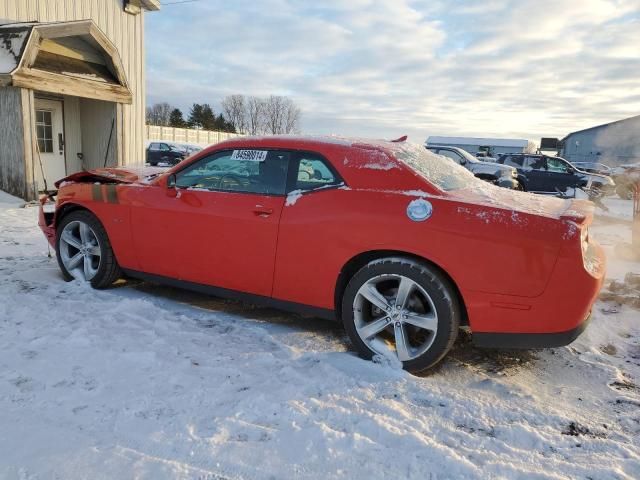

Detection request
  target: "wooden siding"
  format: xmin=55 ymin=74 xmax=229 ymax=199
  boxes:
xmin=0 ymin=87 xmax=27 ymax=197
xmin=0 ymin=0 xmax=148 ymax=166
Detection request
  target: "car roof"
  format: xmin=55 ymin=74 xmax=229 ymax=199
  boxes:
xmin=173 ymin=135 xmax=448 ymax=194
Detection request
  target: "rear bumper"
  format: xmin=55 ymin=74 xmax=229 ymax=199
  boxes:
xmin=472 ymin=312 xmax=591 ymax=348
xmin=38 ymin=196 xmax=56 ymax=248
xmin=463 ymin=237 xmax=605 ymax=346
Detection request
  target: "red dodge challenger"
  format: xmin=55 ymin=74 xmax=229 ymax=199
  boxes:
xmin=39 ymin=136 xmax=605 ymax=372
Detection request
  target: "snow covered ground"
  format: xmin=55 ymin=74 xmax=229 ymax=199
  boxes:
xmin=0 ymin=191 xmax=639 ymax=479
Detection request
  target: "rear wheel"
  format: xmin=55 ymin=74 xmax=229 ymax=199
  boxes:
xmin=56 ymin=210 xmax=121 ymax=288
xmin=341 ymin=258 xmax=460 ymax=372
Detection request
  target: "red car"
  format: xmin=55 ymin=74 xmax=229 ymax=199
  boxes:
xmin=39 ymin=136 xmax=605 ymax=372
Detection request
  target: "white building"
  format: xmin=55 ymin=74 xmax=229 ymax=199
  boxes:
xmin=0 ymin=0 xmax=160 ymax=200
xmin=425 ymin=136 xmax=535 ymax=157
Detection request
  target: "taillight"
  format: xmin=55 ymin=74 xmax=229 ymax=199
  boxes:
xmin=580 ymin=226 xmax=602 ymax=277
xmin=581 ymin=227 xmax=589 ymax=256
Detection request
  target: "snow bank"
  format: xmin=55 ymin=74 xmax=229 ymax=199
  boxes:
xmin=0 ymin=189 xmax=25 ymax=207
xmin=0 ymin=201 xmax=639 ymax=479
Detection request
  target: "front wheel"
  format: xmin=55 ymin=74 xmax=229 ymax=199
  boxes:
xmin=341 ymin=258 xmax=461 ymax=373
xmin=56 ymin=210 xmax=121 ymax=288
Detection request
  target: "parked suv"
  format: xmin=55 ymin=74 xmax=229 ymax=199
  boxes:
xmin=147 ymin=142 xmax=188 ymax=166
xmin=497 ymin=154 xmax=614 ymax=196
xmin=426 ymin=146 xmax=519 ymax=189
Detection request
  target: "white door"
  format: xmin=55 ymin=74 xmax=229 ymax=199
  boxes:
xmin=34 ymin=99 xmax=65 ymax=191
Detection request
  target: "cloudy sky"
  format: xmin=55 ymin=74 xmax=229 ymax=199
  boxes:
xmin=145 ymin=0 xmax=640 ymax=143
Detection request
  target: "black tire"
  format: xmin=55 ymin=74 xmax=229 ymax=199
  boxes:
xmin=341 ymin=257 xmax=461 ymax=373
xmin=55 ymin=210 xmax=121 ymax=289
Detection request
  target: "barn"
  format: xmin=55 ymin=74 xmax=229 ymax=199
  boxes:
xmin=560 ymin=114 xmax=640 ymax=166
xmin=0 ymin=0 xmax=159 ymax=200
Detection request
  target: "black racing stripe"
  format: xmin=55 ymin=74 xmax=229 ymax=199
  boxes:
xmin=92 ymin=184 xmax=103 ymax=202
xmin=106 ymin=184 xmax=119 ymax=204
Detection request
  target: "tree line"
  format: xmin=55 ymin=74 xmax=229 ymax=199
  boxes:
xmin=146 ymin=95 xmax=301 ymax=135
xmin=146 ymin=102 xmax=236 ymax=132
xmin=221 ymin=95 xmax=301 ymax=135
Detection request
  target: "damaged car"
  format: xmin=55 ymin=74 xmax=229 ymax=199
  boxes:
xmin=39 ymin=136 xmax=605 ymax=372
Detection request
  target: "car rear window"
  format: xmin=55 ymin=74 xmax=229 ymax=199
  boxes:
xmin=393 ymin=144 xmax=477 ymax=191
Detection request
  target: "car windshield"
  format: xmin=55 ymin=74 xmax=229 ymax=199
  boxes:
xmin=393 ymin=143 xmax=479 ymax=191
xmin=457 ymin=149 xmax=480 ymax=163
xmin=169 ymin=144 xmax=187 ymax=153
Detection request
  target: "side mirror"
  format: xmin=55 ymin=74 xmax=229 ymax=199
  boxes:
xmin=566 ymin=166 xmax=575 ymax=174
xmin=166 ymin=173 xmax=178 ymax=198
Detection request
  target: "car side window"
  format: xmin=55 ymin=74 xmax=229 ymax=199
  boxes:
xmin=523 ymin=156 xmax=546 ymax=171
xmin=294 ymin=154 xmax=341 ymax=191
xmin=546 ymin=157 xmax=570 ymax=173
xmin=438 ymin=150 xmax=463 ymax=164
xmin=160 ymin=144 xmax=171 ymax=151
xmin=503 ymin=155 xmax=524 ymax=167
xmin=149 ymin=143 xmax=160 ymax=151
xmin=175 ymin=149 xmax=289 ymax=195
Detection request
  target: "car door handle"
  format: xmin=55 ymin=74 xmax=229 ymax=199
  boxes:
xmin=253 ymin=205 xmax=273 ymax=217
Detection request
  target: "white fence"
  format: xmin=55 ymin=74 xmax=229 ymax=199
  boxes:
xmin=145 ymin=125 xmax=244 ymax=146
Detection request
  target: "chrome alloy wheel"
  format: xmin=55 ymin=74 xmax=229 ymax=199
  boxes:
xmin=353 ymin=274 xmax=438 ymax=362
xmin=59 ymin=220 xmax=102 ymax=281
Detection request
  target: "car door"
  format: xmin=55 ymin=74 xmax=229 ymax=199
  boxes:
xmin=272 ymin=151 xmax=347 ymax=308
xmin=545 ymin=156 xmax=580 ymax=191
xmin=130 ymin=148 xmax=290 ymax=297
xmin=521 ymin=156 xmax=549 ymax=192
xmin=147 ymin=143 xmax=160 ymax=164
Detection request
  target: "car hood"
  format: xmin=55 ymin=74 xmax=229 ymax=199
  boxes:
xmin=453 ymin=183 xmax=594 ymax=222
xmin=54 ymin=167 xmax=167 ymax=188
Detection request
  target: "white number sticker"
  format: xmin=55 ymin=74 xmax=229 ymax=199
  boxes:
xmin=230 ymin=150 xmax=268 ymax=162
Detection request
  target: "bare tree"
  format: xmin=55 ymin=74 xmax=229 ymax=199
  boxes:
xmin=146 ymin=102 xmax=173 ymax=126
xmin=221 ymin=94 xmax=247 ymax=133
xmin=283 ymin=98 xmax=301 ymax=134
xmin=263 ymin=95 xmax=301 ymax=134
xmin=246 ymin=96 xmax=265 ymax=135
xmin=218 ymin=94 xmax=301 ymax=135
xmin=264 ymin=95 xmax=283 ymax=134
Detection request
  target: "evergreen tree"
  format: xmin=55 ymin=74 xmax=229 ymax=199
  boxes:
xmin=188 ymin=103 xmax=204 ymax=128
xmin=200 ymin=104 xmax=217 ymax=130
xmin=168 ymin=108 xmax=187 ymax=128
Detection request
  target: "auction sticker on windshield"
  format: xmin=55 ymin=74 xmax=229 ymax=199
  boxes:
xmin=231 ymin=150 xmax=268 ymax=162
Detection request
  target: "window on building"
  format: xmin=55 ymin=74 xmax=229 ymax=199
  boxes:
xmin=35 ymin=110 xmax=53 ymax=153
